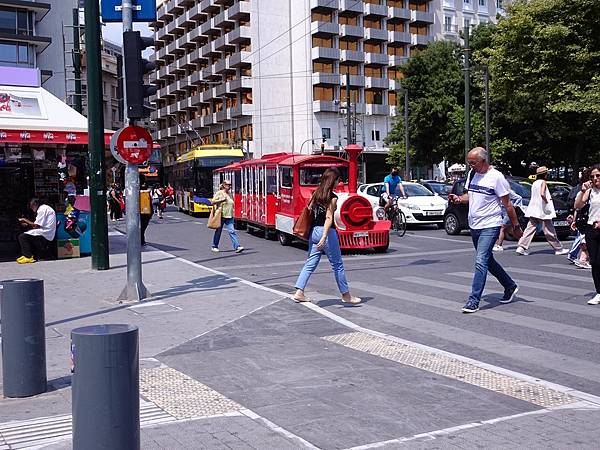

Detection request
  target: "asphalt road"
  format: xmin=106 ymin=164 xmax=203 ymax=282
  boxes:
xmin=139 ymin=207 xmax=600 ymax=401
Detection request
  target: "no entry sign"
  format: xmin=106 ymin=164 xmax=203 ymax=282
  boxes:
xmin=111 ymin=125 xmax=153 ymax=165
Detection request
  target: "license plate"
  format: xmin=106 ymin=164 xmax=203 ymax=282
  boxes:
xmin=425 ymin=210 xmax=443 ymax=216
xmin=553 ymin=220 xmax=569 ymax=227
xmin=353 ymin=231 xmax=369 ymax=238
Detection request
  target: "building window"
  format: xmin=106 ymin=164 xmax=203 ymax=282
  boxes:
xmin=365 ymin=90 xmax=383 ymax=105
xmin=371 ymin=130 xmax=381 ymax=141
xmin=313 ymin=86 xmax=334 ymax=101
xmin=479 ymin=0 xmax=487 ymax=6
xmin=364 ymin=42 xmax=382 ymax=53
xmin=444 ymin=16 xmax=454 ymax=33
xmin=311 ymin=11 xmax=332 ymax=22
xmin=313 ymin=62 xmax=334 ymax=73
xmin=312 ymin=36 xmax=333 ymax=48
xmin=364 ymin=66 xmax=382 ymax=77
xmin=464 ymin=18 xmax=471 ymax=32
xmin=339 ymin=40 xmax=358 ymax=51
xmin=364 ymin=18 xmax=381 ymax=30
xmin=0 ymin=7 xmax=33 ymax=35
xmin=0 ymin=40 xmax=32 ymax=67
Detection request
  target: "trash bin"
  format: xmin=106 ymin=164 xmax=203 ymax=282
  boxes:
xmin=71 ymin=324 xmax=139 ymax=450
xmin=0 ymin=278 xmax=46 ymax=398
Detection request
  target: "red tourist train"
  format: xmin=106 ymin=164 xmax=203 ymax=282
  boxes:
xmin=213 ymin=144 xmax=391 ymax=252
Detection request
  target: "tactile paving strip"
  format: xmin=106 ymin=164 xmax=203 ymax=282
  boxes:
xmin=140 ymin=367 xmax=243 ymax=419
xmin=323 ymin=332 xmax=577 ymax=408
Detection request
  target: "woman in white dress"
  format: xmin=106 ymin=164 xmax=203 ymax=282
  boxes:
xmin=516 ymin=166 xmax=568 ymax=256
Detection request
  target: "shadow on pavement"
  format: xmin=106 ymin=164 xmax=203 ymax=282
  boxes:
xmin=150 ymin=274 xmax=238 ymax=301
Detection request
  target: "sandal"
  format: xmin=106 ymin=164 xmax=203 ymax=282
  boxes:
xmin=293 ymin=295 xmax=311 ymax=303
xmin=341 ymin=296 xmax=362 ymax=305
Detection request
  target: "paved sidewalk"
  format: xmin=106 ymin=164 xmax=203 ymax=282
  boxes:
xmin=0 ymin=232 xmax=599 ymax=449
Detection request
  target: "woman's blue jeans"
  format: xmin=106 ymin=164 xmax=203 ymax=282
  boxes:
xmin=212 ymin=217 xmax=240 ymax=250
xmin=468 ymin=226 xmax=516 ymax=305
xmin=295 ymin=226 xmax=350 ymax=294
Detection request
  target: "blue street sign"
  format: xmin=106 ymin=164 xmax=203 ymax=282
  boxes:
xmin=101 ymin=0 xmax=157 ymax=22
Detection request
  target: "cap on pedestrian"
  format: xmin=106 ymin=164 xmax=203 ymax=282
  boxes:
xmin=536 ymin=166 xmax=548 ymax=175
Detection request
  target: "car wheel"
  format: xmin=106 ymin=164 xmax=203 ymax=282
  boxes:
xmin=278 ymin=231 xmax=293 ymax=246
xmin=444 ymin=213 xmax=461 ymax=235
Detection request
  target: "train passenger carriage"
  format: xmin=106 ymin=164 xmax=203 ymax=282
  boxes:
xmin=214 ymin=145 xmax=390 ymax=252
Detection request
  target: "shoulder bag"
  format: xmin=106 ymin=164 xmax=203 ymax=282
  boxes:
xmin=293 ymin=205 xmax=313 ymax=240
xmin=207 ymin=205 xmax=222 ymax=229
xmin=575 ymin=192 xmax=591 ymax=233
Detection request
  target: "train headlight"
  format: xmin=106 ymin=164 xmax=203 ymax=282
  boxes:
xmin=375 ymin=207 xmax=386 ymax=220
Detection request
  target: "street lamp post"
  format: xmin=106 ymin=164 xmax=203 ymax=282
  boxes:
xmin=463 ymin=27 xmax=471 ymax=164
xmin=299 ymin=138 xmax=315 ymax=154
xmin=483 ymin=65 xmax=490 ymax=161
xmin=397 ymin=83 xmax=410 ymax=180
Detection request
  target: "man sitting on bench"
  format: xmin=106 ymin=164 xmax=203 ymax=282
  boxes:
xmin=17 ymin=198 xmax=56 ymax=264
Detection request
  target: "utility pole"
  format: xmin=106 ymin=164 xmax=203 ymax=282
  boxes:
xmin=84 ymin=0 xmax=109 ymax=270
xmin=397 ymin=84 xmax=410 ymax=180
xmin=346 ymin=73 xmax=352 ymax=145
xmin=463 ymin=27 xmax=471 ymax=164
xmin=72 ymin=8 xmax=82 ymax=114
xmin=484 ymin=65 xmax=490 ymax=162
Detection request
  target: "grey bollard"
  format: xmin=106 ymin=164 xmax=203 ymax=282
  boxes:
xmin=0 ymin=278 xmax=47 ymax=397
xmin=71 ymin=324 xmax=140 ymax=450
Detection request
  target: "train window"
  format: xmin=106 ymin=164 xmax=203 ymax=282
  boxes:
xmin=234 ymin=171 xmax=241 ymax=193
xmin=280 ymin=167 xmax=293 ymax=188
xmin=299 ymin=167 xmax=348 ymax=185
xmin=266 ymin=168 xmax=277 ymax=194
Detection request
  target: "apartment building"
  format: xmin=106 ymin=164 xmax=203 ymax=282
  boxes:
xmin=434 ymin=0 xmax=507 ymax=39
xmin=151 ymin=0 xmax=435 ymax=178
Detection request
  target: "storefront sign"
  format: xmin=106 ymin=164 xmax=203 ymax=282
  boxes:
xmin=0 ymin=129 xmax=112 ymax=145
xmin=0 ymin=91 xmax=45 ymax=118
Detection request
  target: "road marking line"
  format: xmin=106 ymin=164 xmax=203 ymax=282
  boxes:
xmin=543 ymin=263 xmax=591 ymax=271
xmin=116 ymin=237 xmax=600 ymax=408
xmin=509 ymin=267 xmax=591 ymax=283
xmin=239 ymin=409 xmax=320 ymax=449
xmin=404 ymin=233 xmax=472 ymax=244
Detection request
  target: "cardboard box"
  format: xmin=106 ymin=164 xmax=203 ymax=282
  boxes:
xmin=57 ymin=239 xmax=80 ymax=259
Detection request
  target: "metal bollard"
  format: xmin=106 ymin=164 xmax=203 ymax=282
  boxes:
xmin=71 ymin=324 xmax=140 ymax=450
xmin=0 ymin=278 xmax=47 ymax=398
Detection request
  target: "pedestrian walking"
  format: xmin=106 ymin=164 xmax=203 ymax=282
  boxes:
xmin=567 ymin=169 xmax=591 ymax=269
xmin=574 ymin=165 xmax=600 ymax=305
xmin=448 ymin=148 xmax=522 ymax=313
xmin=293 ymin=167 xmax=361 ymax=305
xmin=109 ymin=183 xmax=122 ymax=221
xmin=140 ymin=183 xmax=153 ymax=245
xmin=16 ymin=198 xmax=56 ymax=264
xmin=210 ymin=180 xmax=244 ymax=253
xmin=515 ymin=166 xmax=569 ymax=256
xmin=151 ymin=184 xmax=164 ymax=219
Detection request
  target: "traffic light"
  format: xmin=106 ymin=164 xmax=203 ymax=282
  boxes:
xmin=123 ymin=30 xmax=157 ymax=119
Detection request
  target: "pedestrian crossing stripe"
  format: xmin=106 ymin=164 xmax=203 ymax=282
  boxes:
xmin=324 ymin=331 xmax=577 ymax=408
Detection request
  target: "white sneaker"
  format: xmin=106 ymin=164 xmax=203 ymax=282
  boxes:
xmin=235 ymin=246 xmax=244 ymax=253
xmin=555 ymin=248 xmax=569 ymax=256
xmin=211 ymin=247 xmax=219 ymax=253
xmin=515 ymin=247 xmax=528 ymax=256
xmin=587 ymin=294 xmax=600 ymax=305
xmin=493 ymin=245 xmax=504 ymax=252
xmin=574 ymin=259 xmax=592 ymax=269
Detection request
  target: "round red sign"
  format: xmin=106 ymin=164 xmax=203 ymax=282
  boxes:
xmin=114 ymin=125 xmax=153 ymax=164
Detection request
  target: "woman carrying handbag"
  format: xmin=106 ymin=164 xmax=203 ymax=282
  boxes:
xmin=293 ymin=167 xmax=361 ymax=305
xmin=209 ymin=180 xmax=244 ymax=254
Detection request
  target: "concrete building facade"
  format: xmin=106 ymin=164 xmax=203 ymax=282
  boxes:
xmin=433 ymin=0 xmax=506 ymax=39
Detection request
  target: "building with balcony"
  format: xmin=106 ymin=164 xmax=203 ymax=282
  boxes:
xmin=151 ymin=0 xmax=435 ymax=179
xmin=434 ymin=0 xmax=508 ymax=40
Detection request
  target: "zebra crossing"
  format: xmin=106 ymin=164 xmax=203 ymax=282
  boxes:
xmin=346 ymin=264 xmax=600 ymax=395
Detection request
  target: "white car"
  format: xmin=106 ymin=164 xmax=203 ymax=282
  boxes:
xmin=358 ymin=182 xmax=447 ymax=225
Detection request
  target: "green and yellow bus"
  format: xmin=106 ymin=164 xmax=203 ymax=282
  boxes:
xmin=165 ymin=145 xmax=245 ymax=215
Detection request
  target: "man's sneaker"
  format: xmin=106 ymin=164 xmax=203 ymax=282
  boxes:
xmin=574 ymin=259 xmax=592 ymax=269
xmin=587 ymin=294 xmax=600 ymax=305
xmin=235 ymin=246 xmax=245 ymax=253
xmin=211 ymin=247 xmax=219 ymax=253
xmin=500 ymin=285 xmax=519 ymax=304
xmin=555 ymin=248 xmax=569 ymax=256
xmin=462 ymin=301 xmax=479 ymax=313
xmin=493 ymin=245 xmax=504 ymax=252
xmin=515 ymin=247 xmax=528 ymax=256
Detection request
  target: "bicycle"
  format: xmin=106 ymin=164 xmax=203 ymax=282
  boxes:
xmin=387 ymin=197 xmax=407 ymax=237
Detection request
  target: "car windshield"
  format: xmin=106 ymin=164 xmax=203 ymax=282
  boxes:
xmin=427 ymin=183 xmax=452 ymax=196
xmin=508 ymin=180 xmax=530 ymax=198
xmin=396 ymin=183 xmax=433 ymax=196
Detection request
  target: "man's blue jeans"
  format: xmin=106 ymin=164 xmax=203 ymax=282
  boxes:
xmin=468 ymin=226 xmax=516 ymax=305
xmin=212 ymin=217 xmax=240 ymax=250
xmin=295 ymin=226 xmax=350 ymax=294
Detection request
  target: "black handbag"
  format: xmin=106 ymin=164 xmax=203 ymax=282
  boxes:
xmin=575 ymin=199 xmax=590 ymax=233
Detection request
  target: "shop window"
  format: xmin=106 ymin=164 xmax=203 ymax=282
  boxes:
xmin=280 ymin=167 xmax=293 ymax=188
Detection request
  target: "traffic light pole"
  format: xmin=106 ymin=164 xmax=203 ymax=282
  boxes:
xmin=84 ymin=0 xmax=109 ymax=270
xmin=119 ymin=0 xmax=148 ymax=302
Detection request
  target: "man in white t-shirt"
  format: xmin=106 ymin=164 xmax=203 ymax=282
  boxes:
xmin=448 ymin=147 xmax=523 ymax=313
xmin=17 ymin=198 xmax=56 ymax=264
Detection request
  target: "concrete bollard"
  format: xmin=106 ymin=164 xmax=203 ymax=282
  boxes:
xmin=71 ymin=324 xmax=140 ymax=450
xmin=0 ymin=278 xmax=47 ymax=398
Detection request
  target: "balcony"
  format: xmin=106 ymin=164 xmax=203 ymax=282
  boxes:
xmin=388 ymin=7 xmax=411 ymax=21
xmin=311 ymin=0 xmax=339 ymax=11
xmin=412 ymin=34 xmax=433 ymax=46
xmin=312 ymin=72 xmax=341 ymax=85
xmin=364 ymin=3 xmax=388 ymax=18
xmin=229 ymin=51 xmax=252 ymax=68
xmin=214 ymin=58 xmax=234 ymax=75
xmin=203 ymin=114 xmax=214 ymax=127
xmin=157 ymin=3 xmax=169 ymax=21
xmin=341 ymin=74 xmax=365 ymax=87
xmin=340 ymin=50 xmax=364 ymax=63
xmin=213 ymin=10 xmax=234 ymax=28
xmin=365 ymin=52 xmax=389 ymax=66
xmin=231 ymin=104 xmax=252 ymax=117
xmin=201 ymin=89 xmax=215 ymax=103
xmin=188 ymin=4 xmax=206 ymax=21
xmin=178 ymin=35 xmax=194 ymax=50
xmin=340 ymin=25 xmax=364 ymax=40
xmin=411 ymin=11 xmax=435 ymax=25
xmin=167 ymin=104 xmax=179 ymax=116
xmin=190 ymin=49 xmax=208 ymax=64
xmin=178 ymin=98 xmax=192 ymax=110
xmin=229 ymin=77 xmax=252 ymax=92
xmin=364 ymin=28 xmax=388 ymax=42
xmin=339 ymin=0 xmax=363 ymax=15
xmin=156 ymin=25 xmax=169 ymax=41
xmin=176 ymin=12 xmax=193 ymax=29
xmin=166 ymin=1 xmax=184 ymax=16
xmin=388 ymin=55 xmax=409 ymax=66
xmin=311 ymin=21 xmax=339 ymax=37
xmin=190 ymin=93 xmax=206 ymax=107
xmin=313 ymin=100 xmax=338 ymax=113
xmin=365 ymin=76 xmax=388 ymax=89
xmin=177 ymin=0 xmax=195 ymax=7
xmin=187 ymin=27 xmax=206 ymax=44
xmin=311 ymin=47 xmax=340 ymax=61
xmin=166 ymin=20 xmax=178 ymax=36
xmin=201 ymin=41 xmax=220 ymax=58
xmin=168 ymin=60 xmax=185 ymax=74
xmin=227 ymin=26 xmax=251 ymax=44
xmin=215 ymin=82 xmax=229 ymax=96
xmin=227 ymin=1 xmax=251 ymax=21
xmin=200 ymin=0 xmax=219 ymax=14
xmin=366 ymin=104 xmax=390 ymax=116
xmin=200 ymin=18 xmax=220 ymax=35
xmin=389 ymin=31 xmax=411 ymax=44
xmin=216 ymin=108 xmax=230 ymax=122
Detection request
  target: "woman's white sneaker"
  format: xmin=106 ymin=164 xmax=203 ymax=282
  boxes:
xmin=587 ymin=294 xmax=600 ymax=305
xmin=515 ymin=247 xmax=528 ymax=256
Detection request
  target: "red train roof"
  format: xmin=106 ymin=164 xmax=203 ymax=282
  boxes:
xmin=214 ymin=153 xmax=349 ymax=171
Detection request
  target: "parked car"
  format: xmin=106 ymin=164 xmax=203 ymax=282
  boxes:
xmin=520 ymin=180 xmax=573 ymax=203
xmin=419 ymin=180 xmax=452 ymax=200
xmin=443 ymin=176 xmax=571 ymax=239
xmin=358 ymin=182 xmax=447 ymax=226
